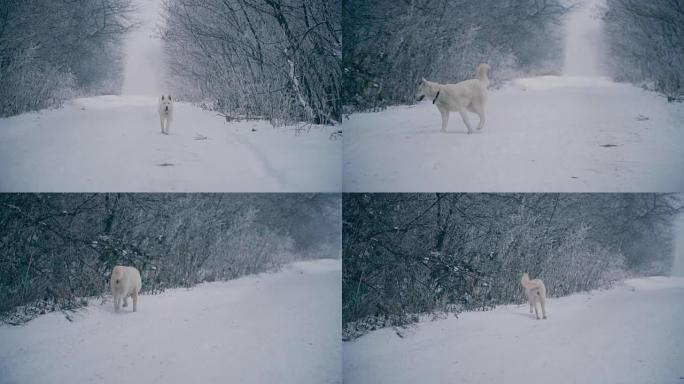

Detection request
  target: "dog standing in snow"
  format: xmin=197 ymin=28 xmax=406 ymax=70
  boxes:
xmin=158 ymin=95 xmax=173 ymax=135
xmin=110 ymin=266 xmax=142 ymax=313
xmin=416 ymin=63 xmax=490 ymax=133
xmin=521 ymin=272 xmax=547 ymax=320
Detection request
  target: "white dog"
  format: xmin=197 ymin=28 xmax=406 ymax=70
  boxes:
xmin=416 ymin=63 xmax=490 ymax=133
xmin=110 ymin=265 xmax=142 ymax=312
xmin=521 ymin=272 xmax=547 ymax=320
xmin=158 ymin=95 xmax=173 ymax=135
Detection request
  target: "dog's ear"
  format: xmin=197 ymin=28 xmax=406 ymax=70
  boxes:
xmin=421 ymin=77 xmax=426 ymax=84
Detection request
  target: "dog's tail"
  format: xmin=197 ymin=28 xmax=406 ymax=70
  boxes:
xmin=477 ymin=63 xmax=490 ymax=86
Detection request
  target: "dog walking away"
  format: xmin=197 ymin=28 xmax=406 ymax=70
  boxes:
xmin=521 ymin=272 xmax=547 ymax=320
xmin=416 ymin=63 xmax=490 ymax=133
xmin=110 ymin=266 xmax=142 ymax=312
xmin=158 ymin=95 xmax=173 ymax=135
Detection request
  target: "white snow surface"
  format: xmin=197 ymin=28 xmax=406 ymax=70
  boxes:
xmin=343 ymin=276 xmax=684 ymax=384
xmin=343 ymin=76 xmax=684 ymax=191
xmin=0 ymin=259 xmax=342 ymax=384
xmin=0 ymin=95 xmax=341 ymax=192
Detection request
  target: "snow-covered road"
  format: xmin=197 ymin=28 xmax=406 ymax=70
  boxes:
xmin=343 ymin=76 xmax=684 ymax=192
xmin=0 ymin=95 xmax=341 ymax=192
xmin=343 ymin=276 xmax=684 ymax=384
xmin=0 ymin=259 xmax=342 ymax=384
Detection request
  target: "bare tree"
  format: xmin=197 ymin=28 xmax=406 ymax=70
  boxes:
xmin=342 ymin=0 xmax=568 ymax=112
xmin=0 ymin=193 xmax=341 ymax=324
xmin=162 ymin=0 xmax=341 ymax=125
xmin=0 ymin=0 xmax=135 ymax=116
xmin=603 ymin=0 xmax=684 ymax=101
xmin=342 ymin=193 xmax=682 ymax=339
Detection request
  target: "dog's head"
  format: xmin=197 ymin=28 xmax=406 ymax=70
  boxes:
xmin=415 ymin=78 xmax=430 ymax=102
xmin=113 ymin=266 xmax=125 ymax=284
xmin=160 ymin=95 xmax=173 ymax=113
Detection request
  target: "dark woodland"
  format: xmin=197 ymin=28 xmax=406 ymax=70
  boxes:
xmin=342 ymin=193 xmax=682 ymax=339
xmin=0 ymin=193 xmax=341 ymax=324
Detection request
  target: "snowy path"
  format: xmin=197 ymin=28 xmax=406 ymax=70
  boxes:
xmin=0 ymin=259 xmax=342 ymax=384
xmin=343 ymin=276 xmax=684 ymax=384
xmin=0 ymin=96 xmax=341 ymax=192
xmin=343 ymin=76 xmax=684 ymax=192
xmin=120 ymin=0 xmax=164 ymax=95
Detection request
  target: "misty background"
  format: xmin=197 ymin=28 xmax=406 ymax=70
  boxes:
xmin=342 ymin=193 xmax=683 ymax=339
xmin=0 ymin=193 xmax=341 ymax=324
xmin=0 ymin=0 xmax=341 ymax=125
xmin=342 ymin=0 xmax=684 ymax=112
xmin=0 ymin=0 xmax=135 ymax=117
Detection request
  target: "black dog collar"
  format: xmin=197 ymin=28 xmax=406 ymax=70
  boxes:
xmin=432 ymin=91 xmax=440 ymax=104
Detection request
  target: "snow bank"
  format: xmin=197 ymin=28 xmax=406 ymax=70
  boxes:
xmin=0 ymin=259 xmax=342 ymax=384
xmin=343 ymin=276 xmax=684 ymax=384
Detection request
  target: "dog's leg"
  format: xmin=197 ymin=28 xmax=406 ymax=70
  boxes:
xmin=132 ymin=292 xmax=138 ymax=312
xmin=474 ymin=105 xmax=486 ymax=131
xmin=439 ymin=109 xmax=449 ymax=132
xmin=526 ymin=292 xmax=533 ymax=313
xmin=122 ymin=296 xmax=128 ymax=308
xmin=540 ymin=296 xmax=547 ymax=319
xmin=533 ymin=300 xmax=540 ymax=319
xmin=113 ymin=295 xmax=120 ymax=312
xmin=457 ymin=107 xmax=474 ymax=134
xmin=161 ymin=118 xmax=165 ymax=134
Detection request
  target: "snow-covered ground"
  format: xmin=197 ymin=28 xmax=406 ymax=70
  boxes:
xmin=343 ymin=276 xmax=684 ymax=384
xmin=0 ymin=95 xmax=341 ymax=191
xmin=343 ymin=76 xmax=684 ymax=192
xmin=0 ymin=259 xmax=342 ymax=384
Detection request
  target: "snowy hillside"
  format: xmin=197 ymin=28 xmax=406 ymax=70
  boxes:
xmin=0 ymin=259 xmax=342 ymax=384
xmin=343 ymin=276 xmax=684 ymax=384
xmin=0 ymin=95 xmax=341 ymax=192
xmin=343 ymin=76 xmax=684 ymax=192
